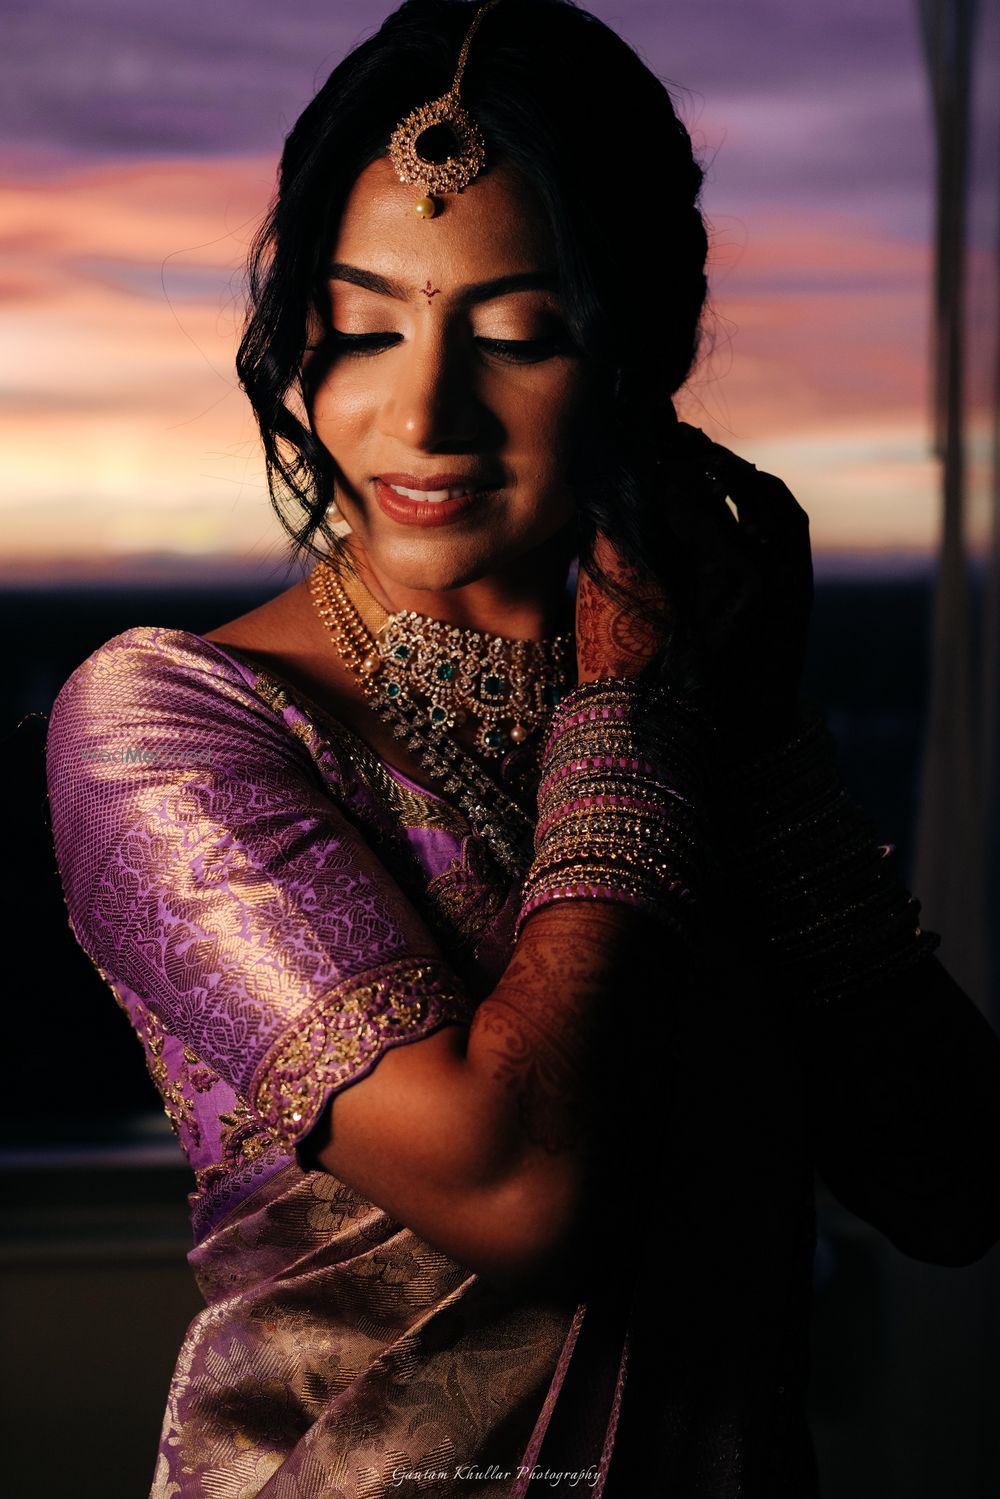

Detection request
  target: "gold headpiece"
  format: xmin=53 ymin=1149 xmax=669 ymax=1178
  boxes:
xmin=388 ymin=0 xmax=502 ymax=218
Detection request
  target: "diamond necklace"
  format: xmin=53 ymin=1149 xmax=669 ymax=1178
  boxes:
xmin=309 ymin=560 xmax=571 ymax=879
xmin=315 ymin=558 xmax=574 ymax=757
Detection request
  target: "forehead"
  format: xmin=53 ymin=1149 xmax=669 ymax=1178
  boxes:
xmin=331 ymin=155 xmax=556 ymax=289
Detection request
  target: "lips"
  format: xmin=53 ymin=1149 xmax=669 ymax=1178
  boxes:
xmin=377 ymin=471 xmax=503 ymax=496
xmin=373 ymin=477 xmax=499 ymax=527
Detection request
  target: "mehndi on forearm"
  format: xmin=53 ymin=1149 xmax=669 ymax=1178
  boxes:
xmin=468 ymin=901 xmax=660 ymax=1157
xmin=713 ymin=701 xmax=941 ymax=1008
xmin=468 ymin=676 xmax=715 ymax=1158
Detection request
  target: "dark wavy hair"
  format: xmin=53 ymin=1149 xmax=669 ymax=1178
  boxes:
xmin=237 ymin=0 xmax=712 ymax=617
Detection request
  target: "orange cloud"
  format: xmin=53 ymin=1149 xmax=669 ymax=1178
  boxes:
xmin=1 ymin=157 xmax=940 ymax=577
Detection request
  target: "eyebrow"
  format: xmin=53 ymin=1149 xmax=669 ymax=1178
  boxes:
xmin=328 ymin=261 xmax=561 ymax=306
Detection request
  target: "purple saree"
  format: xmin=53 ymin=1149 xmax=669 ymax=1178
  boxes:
xmin=44 ymin=608 xmax=1000 ymax=1498
xmin=44 ymin=627 xmax=636 ymax=1497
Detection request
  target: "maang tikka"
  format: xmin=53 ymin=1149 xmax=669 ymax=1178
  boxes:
xmin=388 ymin=0 xmax=503 ymax=217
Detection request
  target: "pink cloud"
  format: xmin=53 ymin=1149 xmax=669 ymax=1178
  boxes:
xmin=0 ymin=155 xmax=937 ymax=572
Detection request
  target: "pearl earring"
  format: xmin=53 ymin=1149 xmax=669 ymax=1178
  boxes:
xmin=326 ymin=499 xmax=353 ymax=538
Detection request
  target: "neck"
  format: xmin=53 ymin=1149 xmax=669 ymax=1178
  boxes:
xmin=345 ymin=528 xmax=576 ymax=641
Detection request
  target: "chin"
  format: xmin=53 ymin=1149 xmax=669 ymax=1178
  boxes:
xmin=371 ymin=529 xmax=514 ymax=588
xmin=386 ymin=551 xmax=497 ymax=593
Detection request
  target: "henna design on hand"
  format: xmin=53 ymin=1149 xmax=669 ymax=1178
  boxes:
xmin=575 ymin=566 xmax=654 ymax=679
xmin=576 ymin=533 xmax=672 ymax=682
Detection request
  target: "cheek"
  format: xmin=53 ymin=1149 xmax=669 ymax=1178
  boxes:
xmin=522 ymin=379 xmax=596 ymax=489
xmin=501 ymin=369 xmax=591 ymax=449
xmin=309 ymin=359 xmax=594 ymax=477
xmin=311 ymin=370 xmax=372 ymax=433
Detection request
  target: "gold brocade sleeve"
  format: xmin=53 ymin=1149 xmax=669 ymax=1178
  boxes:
xmin=45 ymin=627 xmax=475 ymax=1152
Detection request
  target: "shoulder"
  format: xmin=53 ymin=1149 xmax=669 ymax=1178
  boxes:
xmin=46 ymin=625 xmax=300 ymax=747
xmin=44 ymin=625 xmax=318 ymax=792
xmin=51 ymin=626 xmax=261 ymax=708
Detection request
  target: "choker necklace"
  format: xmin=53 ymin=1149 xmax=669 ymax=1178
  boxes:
xmin=310 ymin=560 xmax=574 ymax=760
xmin=309 ymin=559 xmax=576 ymax=878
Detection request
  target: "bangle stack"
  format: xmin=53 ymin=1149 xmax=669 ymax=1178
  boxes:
xmin=719 ymin=703 xmax=941 ymax=1008
xmin=514 ymin=676 xmax=713 ymax=945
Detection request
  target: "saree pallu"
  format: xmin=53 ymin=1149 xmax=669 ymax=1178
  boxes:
xmin=45 ymin=625 xmax=821 ymax=1497
xmin=157 ymin=1161 xmax=628 ymax=1498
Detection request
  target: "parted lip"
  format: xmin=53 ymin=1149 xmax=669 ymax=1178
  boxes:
xmin=376 ymin=471 xmax=503 ymax=491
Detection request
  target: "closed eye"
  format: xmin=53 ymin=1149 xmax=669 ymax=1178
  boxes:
xmin=328 ymin=331 xmax=568 ymax=364
xmin=328 ymin=332 xmax=396 ymax=356
xmin=478 ymin=337 xmax=568 ymax=364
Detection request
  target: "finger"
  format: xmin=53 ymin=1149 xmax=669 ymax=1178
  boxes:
xmin=657 ymin=467 xmax=746 ymax=565
xmin=702 ymin=443 xmax=809 ymax=532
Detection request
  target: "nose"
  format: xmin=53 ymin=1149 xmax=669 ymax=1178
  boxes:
xmin=378 ymin=324 xmax=483 ymax=451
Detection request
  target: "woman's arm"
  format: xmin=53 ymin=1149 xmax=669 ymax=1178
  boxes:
xmin=713 ymin=703 xmax=1000 ymax=1266
xmin=645 ymin=429 xmax=1000 ymax=1265
xmin=305 ymin=663 xmax=711 ymax=1296
xmin=303 ymin=537 xmax=711 ymax=1297
xmin=301 ymin=898 xmax=670 ymax=1297
xmin=48 ymin=553 xmax=700 ymax=1298
xmin=805 ymin=952 xmax=1000 ymax=1266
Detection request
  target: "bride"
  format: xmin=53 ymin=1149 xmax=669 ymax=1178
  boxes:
xmin=45 ymin=2 xmax=1000 ymax=1495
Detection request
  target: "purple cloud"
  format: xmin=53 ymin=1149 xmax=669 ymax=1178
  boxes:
xmin=7 ymin=2 xmax=977 ymax=248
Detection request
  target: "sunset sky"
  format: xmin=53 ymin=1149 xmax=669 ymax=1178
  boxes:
xmin=2 ymin=0 xmax=989 ymax=583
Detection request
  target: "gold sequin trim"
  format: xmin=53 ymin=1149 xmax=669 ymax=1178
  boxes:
xmin=425 ymin=836 xmax=510 ymax=960
xmin=250 ymin=956 xmax=473 ymax=1150
xmin=103 ymin=977 xmax=281 ymax=1171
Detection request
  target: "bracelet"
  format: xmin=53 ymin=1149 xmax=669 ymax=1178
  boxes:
xmin=534 ymin=791 xmax=696 ymax=844
xmin=514 ymin=676 xmax=713 ymax=943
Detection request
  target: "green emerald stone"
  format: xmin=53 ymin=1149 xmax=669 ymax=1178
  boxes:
xmin=483 ymin=673 xmax=504 ymax=695
xmin=430 ymin=706 xmax=447 ymax=724
xmin=393 ymin=644 xmax=410 ymax=660
xmin=386 ymin=681 xmax=401 ymax=698
xmin=436 ymin=662 xmax=454 ymax=681
xmin=484 ymin=728 xmax=503 ymax=748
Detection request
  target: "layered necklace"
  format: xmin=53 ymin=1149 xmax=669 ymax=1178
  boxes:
xmin=308 ymin=559 xmax=576 ymax=878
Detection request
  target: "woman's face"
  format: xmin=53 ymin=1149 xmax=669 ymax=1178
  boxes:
xmin=305 ymin=154 xmax=596 ymax=598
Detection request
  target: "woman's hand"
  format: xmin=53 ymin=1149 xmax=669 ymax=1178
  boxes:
xmin=574 ymin=423 xmax=814 ymax=739
xmin=575 ymin=529 xmax=674 ymax=683
xmin=648 ymin=423 xmax=815 ymax=741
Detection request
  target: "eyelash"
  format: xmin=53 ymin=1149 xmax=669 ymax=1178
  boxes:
xmin=328 ymin=331 xmax=564 ymax=364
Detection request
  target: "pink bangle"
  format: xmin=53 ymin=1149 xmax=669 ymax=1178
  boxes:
xmin=534 ymin=790 xmax=693 ymax=842
xmin=537 ymin=755 xmax=662 ymax=797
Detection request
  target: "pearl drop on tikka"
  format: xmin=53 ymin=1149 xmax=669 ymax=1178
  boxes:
xmin=510 ymin=724 xmax=528 ymax=744
xmin=414 ymin=196 xmax=437 ymax=217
